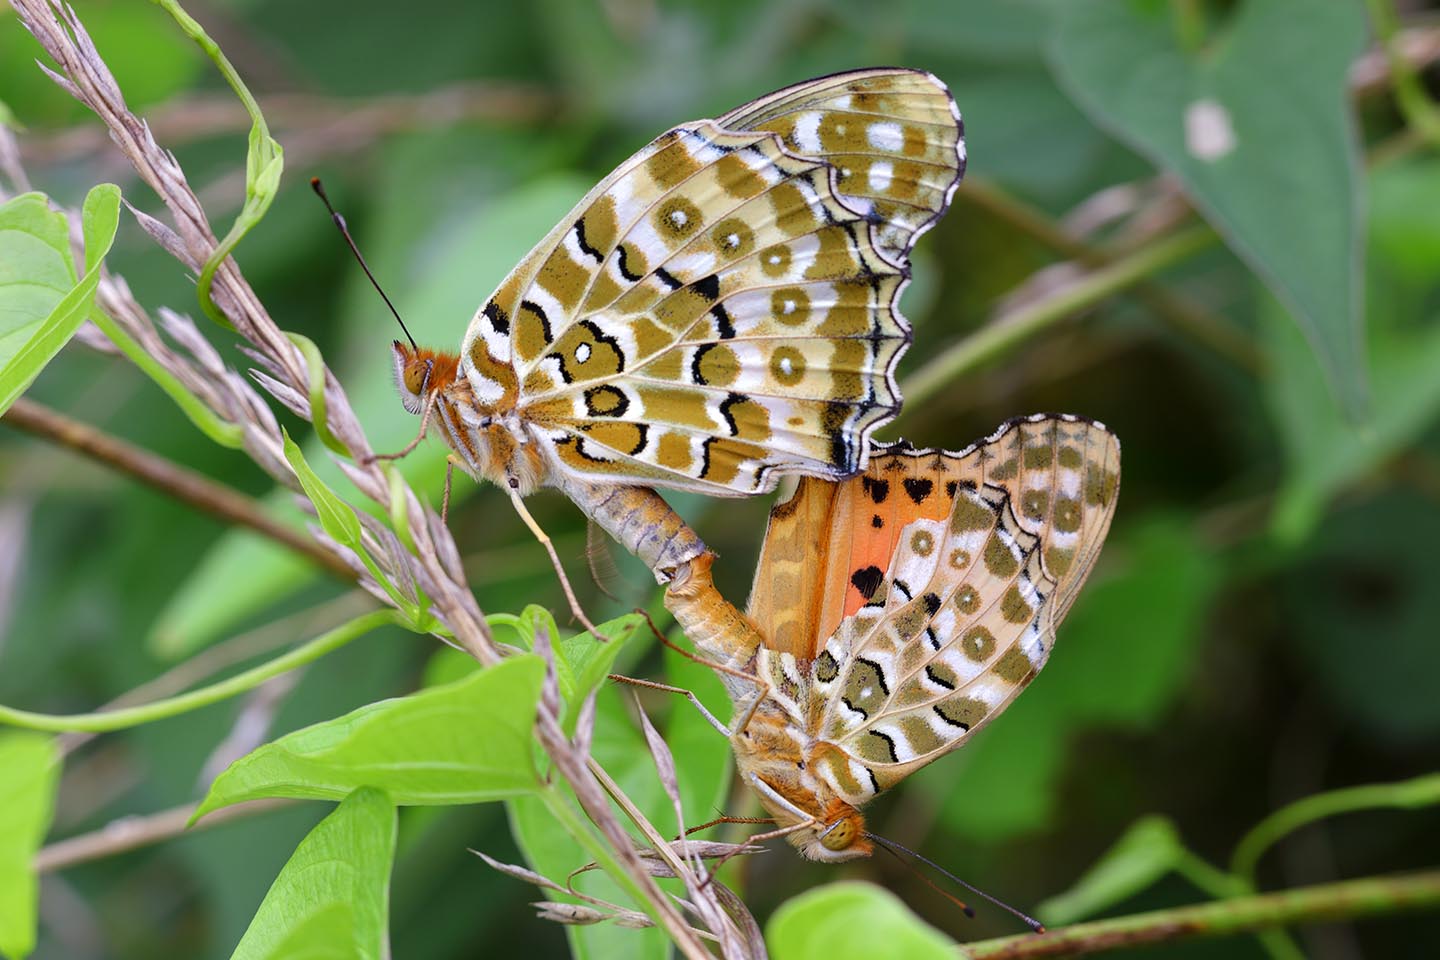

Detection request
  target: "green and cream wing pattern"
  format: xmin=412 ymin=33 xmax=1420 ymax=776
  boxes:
xmin=718 ymin=68 xmax=965 ymax=265
xmin=809 ymin=415 xmax=1121 ymax=805
xmin=458 ymin=69 xmax=965 ymax=496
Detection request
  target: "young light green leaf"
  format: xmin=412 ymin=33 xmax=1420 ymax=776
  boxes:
xmin=194 ymin=656 xmax=545 ymax=819
xmin=1048 ymin=0 xmax=1368 ymax=417
xmin=230 ymin=787 xmax=395 ymax=960
xmin=0 ymin=734 xmax=60 ymax=960
xmin=561 ymin=613 xmax=639 ymax=721
xmin=1036 ymin=816 xmax=1185 ymax=926
xmin=0 ymin=184 xmax=121 ymax=415
xmin=767 ymin=882 xmax=955 ymax=960
xmin=0 ymin=193 xmax=72 ymax=364
xmin=281 ymin=430 xmax=362 ymax=549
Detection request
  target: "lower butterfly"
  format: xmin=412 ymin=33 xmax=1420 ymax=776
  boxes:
xmin=665 ymin=414 xmax=1120 ymax=860
xmin=380 ymin=68 xmax=965 ymax=582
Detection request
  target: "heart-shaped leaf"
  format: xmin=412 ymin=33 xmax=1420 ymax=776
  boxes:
xmin=1048 ymin=0 xmax=1368 ymax=416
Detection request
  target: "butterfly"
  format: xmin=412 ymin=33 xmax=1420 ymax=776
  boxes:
xmin=389 ymin=68 xmax=965 ymax=579
xmin=665 ymin=414 xmax=1120 ymax=860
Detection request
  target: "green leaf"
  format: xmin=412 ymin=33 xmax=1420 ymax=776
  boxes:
xmin=767 ymin=882 xmax=954 ymax=960
xmin=194 ymin=656 xmax=545 ymax=819
xmin=0 ymin=184 xmax=121 ymax=415
xmin=230 ymin=787 xmax=395 ymax=960
xmin=560 ymin=613 xmax=639 ymax=727
xmin=281 ymin=430 xmax=362 ymax=549
xmin=1036 ymin=816 xmax=1185 ymax=926
xmin=0 ymin=734 xmax=59 ymax=960
xmin=1048 ymin=0 xmax=1368 ymax=416
xmin=1268 ymin=156 xmax=1440 ymax=541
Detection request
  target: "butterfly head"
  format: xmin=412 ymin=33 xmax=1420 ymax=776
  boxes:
xmin=391 ymin=341 xmax=459 ymax=415
xmin=791 ymin=800 xmax=873 ymax=862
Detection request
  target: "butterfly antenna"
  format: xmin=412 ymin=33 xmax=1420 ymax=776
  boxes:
xmin=865 ymin=832 xmax=1046 ymax=934
xmin=309 ymin=177 xmax=417 ymax=352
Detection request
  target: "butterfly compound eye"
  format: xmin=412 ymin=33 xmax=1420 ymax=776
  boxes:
xmin=820 ymin=817 xmax=856 ymax=851
xmin=403 ymin=359 xmax=429 ymax=396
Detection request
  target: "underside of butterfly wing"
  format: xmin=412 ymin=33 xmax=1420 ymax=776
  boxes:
xmin=745 ymin=415 xmax=1120 ymax=808
xmin=718 ymin=68 xmax=965 ymax=266
xmin=454 ymin=69 xmax=963 ymax=498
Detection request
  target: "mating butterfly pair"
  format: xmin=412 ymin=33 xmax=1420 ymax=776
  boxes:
xmin=382 ymin=69 xmax=1119 ymax=868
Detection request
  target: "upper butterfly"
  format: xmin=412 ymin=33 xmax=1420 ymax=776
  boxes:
xmin=666 ymin=415 xmax=1120 ymax=861
xmin=391 ymin=68 xmax=964 ymax=578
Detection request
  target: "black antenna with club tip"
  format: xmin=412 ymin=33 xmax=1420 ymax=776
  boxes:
xmin=310 ymin=177 xmax=417 ymax=352
xmin=866 ymin=831 xmax=1046 ymax=934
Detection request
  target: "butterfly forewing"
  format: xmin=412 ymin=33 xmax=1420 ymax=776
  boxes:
xmin=457 ymin=69 xmax=963 ymax=498
xmin=747 ymin=415 xmax=1120 ymax=806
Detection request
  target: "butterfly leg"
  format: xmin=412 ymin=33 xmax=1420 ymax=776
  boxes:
xmin=441 ymin=455 xmax=458 ymax=524
xmin=364 ymin=395 xmax=434 ymax=465
xmin=630 ymin=606 xmax=771 ymax=739
xmin=503 ymin=480 xmax=602 ymax=640
xmin=607 ymin=674 xmax=729 ymax=736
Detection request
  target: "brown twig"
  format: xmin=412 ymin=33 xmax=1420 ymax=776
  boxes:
xmin=957 ymin=178 xmax=1263 ymax=375
xmin=2 ymin=396 xmax=352 ymax=579
xmin=34 ymin=798 xmax=293 ymax=873
xmin=961 ymin=870 xmax=1440 ymax=959
xmin=18 ymin=82 xmax=555 ymax=168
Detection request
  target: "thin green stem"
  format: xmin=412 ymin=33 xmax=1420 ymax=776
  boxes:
xmin=958 ymin=179 xmax=1263 ymax=373
xmin=963 ymin=870 xmax=1440 ymax=959
xmin=0 ymin=610 xmax=399 ymax=733
xmin=900 ymin=225 xmax=1217 ymax=412
xmin=1367 ymin=0 xmax=1440 ymax=149
xmin=1231 ymin=773 xmax=1440 ymax=885
xmin=1171 ymin=0 xmax=1207 ymax=54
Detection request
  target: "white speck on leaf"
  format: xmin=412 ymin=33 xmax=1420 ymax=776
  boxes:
xmin=1185 ymin=98 xmax=1236 ymax=161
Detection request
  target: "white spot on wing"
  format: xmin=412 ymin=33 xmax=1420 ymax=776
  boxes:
xmin=794 ymin=112 xmax=823 ymax=153
xmin=867 ymin=121 xmax=903 ymax=152
xmin=867 ymin=160 xmax=893 ymax=192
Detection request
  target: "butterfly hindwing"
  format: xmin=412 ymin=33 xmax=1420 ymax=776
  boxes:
xmin=717 ymin=68 xmax=965 ymax=264
xmin=749 ymin=416 xmax=1120 ymax=806
xmin=459 ymin=69 xmax=964 ymax=497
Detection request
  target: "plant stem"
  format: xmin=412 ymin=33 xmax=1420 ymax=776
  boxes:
xmin=958 ymin=179 xmax=1263 ymax=373
xmin=1231 ymin=773 xmax=1440 ymax=884
xmin=1 ymin=396 xmax=353 ymax=578
xmin=963 ymin=870 xmax=1440 ymax=959
xmin=35 ymin=798 xmax=292 ymax=872
xmin=0 ymin=609 xmax=398 ymax=732
xmin=900 ymin=225 xmax=1217 ymax=411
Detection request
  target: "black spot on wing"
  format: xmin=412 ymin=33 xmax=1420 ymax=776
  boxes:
xmin=573 ymin=218 xmax=604 ymax=263
xmin=862 ymin=476 xmax=890 ymax=504
xmin=903 ymin=478 xmax=933 ymax=504
xmin=483 ymin=301 xmax=509 ymax=335
xmin=850 ymin=565 xmax=884 ymax=599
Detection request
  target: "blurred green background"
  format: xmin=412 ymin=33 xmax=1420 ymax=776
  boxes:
xmin=3 ymin=0 xmax=1439 ymax=957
